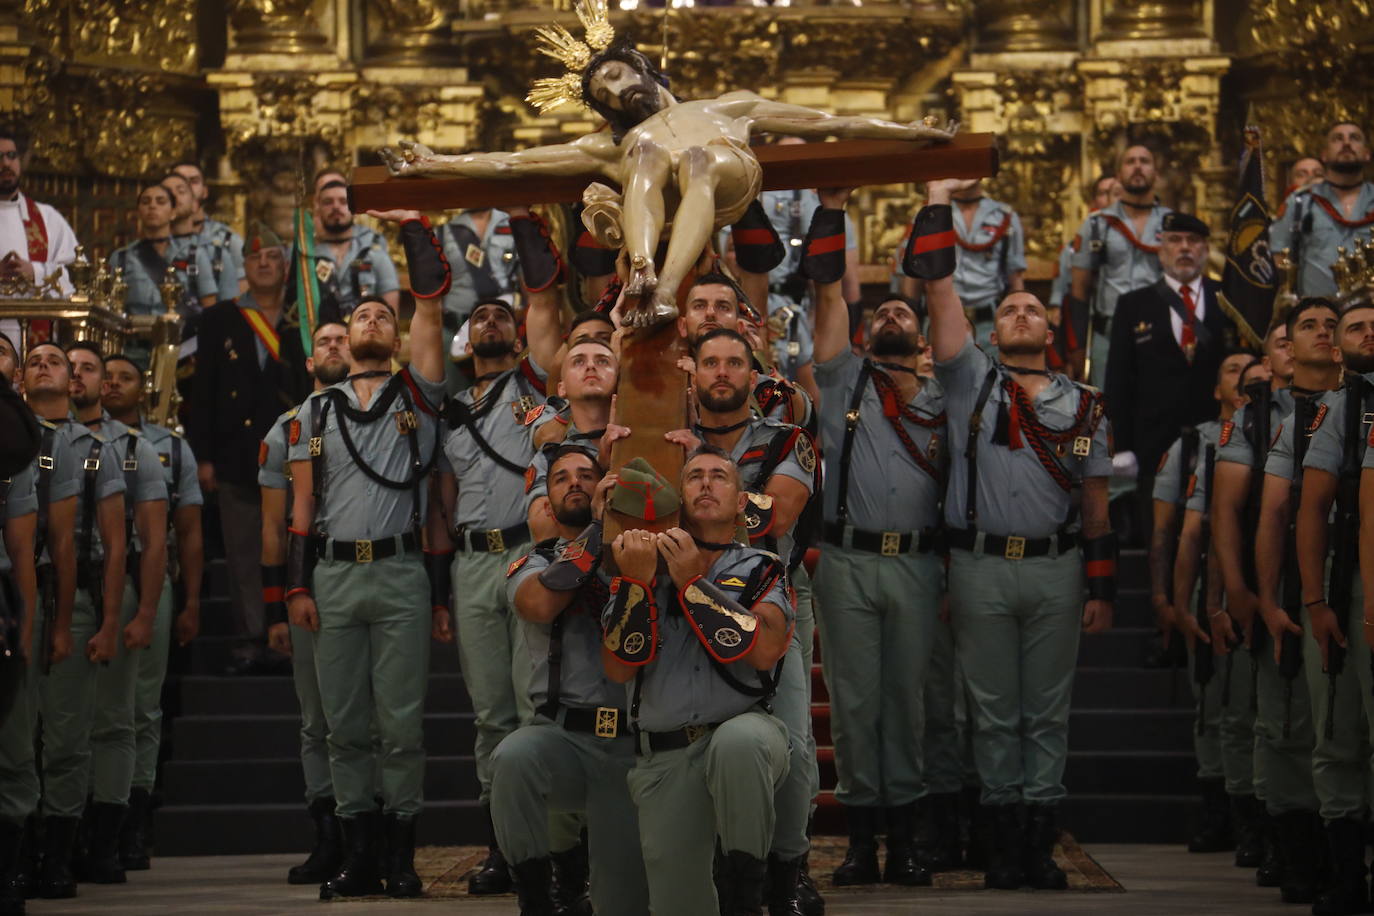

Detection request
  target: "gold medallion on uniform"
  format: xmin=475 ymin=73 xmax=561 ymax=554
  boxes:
xmin=316 ymin=259 xmax=334 ymax=284
xmin=1072 ymin=436 xmax=1091 ymax=457
xmin=465 ymin=244 xmax=485 ymax=268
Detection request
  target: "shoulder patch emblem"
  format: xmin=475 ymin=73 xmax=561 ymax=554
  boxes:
xmin=524 ymin=465 xmax=536 ymax=494
xmin=718 ymin=576 xmax=747 ymax=588
xmin=258 ymin=441 xmax=269 ymax=467
xmin=289 ymin=419 xmax=301 ymax=445
xmin=794 ymin=433 xmax=817 ymax=475
xmin=1218 ymin=421 xmax=1233 ymax=447
xmin=522 ymin=404 xmax=546 ymax=427
xmin=559 ymin=537 xmax=587 ymax=563
xmin=506 ymin=555 xmax=529 ymax=578
xmin=1308 ymin=403 xmax=1328 ymax=434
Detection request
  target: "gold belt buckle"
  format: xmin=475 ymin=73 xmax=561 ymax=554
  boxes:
xmin=684 ymin=724 xmax=710 ymax=744
xmin=355 ymin=539 xmax=374 ymax=563
xmin=594 ymin=707 xmax=619 ymax=738
xmin=486 ymin=528 xmax=505 ymax=553
xmin=880 ymin=531 xmax=901 ymax=557
xmin=1004 ymin=535 xmax=1026 ymax=560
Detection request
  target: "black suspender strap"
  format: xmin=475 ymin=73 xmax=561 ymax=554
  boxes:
xmin=35 ymin=424 xmax=56 ymax=560
xmin=78 ymin=437 xmax=104 ymax=578
xmin=835 ymin=362 xmax=873 ymax=527
xmin=443 ymin=372 xmax=527 ymax=476
xmin=537 ymin=613 xmax=566 ymax=720
xmin=169 ymin=434 xmax=183 ymax=511
xmin=122 ymin=434 xmax=140 ymax=536
xmin=310 ymin=396 xmax=328 ymax=530
xmin=965 ymin=366 xmax=1001 ymax=523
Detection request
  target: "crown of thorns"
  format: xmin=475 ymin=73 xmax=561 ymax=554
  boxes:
xmin=526 ymin=0 xmax=616 ymax=113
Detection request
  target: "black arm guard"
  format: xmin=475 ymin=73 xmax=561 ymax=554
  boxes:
xmin=537 ymin=521 xmax=603 ymax=591
xmin=799 ymin=206 xmax=847 ymax=284
xmin=1083 ymin=531 xmax=1118 ymax=602
xmin=285 ymin=528 xmax=314 ymax=599
xmin=602 ymin=576 xmax=657 ymax=666
xmin=679 ymin=575 xmax=766 ymax=664
xmin=571 ymin=204 xmax=618 ymax=276
xmin=425 ymin=549 xmax=454 ymax=612
xmin=592 ymin=276 xmax=623 ymax=315
xmin=901 ymin=204 xmax=956 ymax=280
xmin=742 ymin=492 xmax=776 ymax=542
xmin=731 ymin=199 xmax=786 ymax=274
xmin=399 ymin=217 xmax=451 ymax=300
xmin=262 ymin=563 xmax=287 ymax=627
xmin=509 ymin=212 xmax=565 ymax=293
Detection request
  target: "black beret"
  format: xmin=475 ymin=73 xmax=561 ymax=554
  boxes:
xmin=1161 ymin=211 xmax=1209 ymax=237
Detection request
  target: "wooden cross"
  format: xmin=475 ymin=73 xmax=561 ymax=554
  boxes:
xmin=352 ymin=133 xmax=998 ymax=540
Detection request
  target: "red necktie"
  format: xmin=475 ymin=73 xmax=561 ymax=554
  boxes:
xmin=1179 ymin=284 xmax=1197 ymax=363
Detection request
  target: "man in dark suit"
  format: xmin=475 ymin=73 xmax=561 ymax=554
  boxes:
xmin=1105 ymin=211 xmax=1239 ymax=547
xmin=188 ymin=223 xmax=309 ymax=672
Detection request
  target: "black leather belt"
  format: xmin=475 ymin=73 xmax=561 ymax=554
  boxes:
xmin=945 ymin=527 xmax=1076 ymax=560
xmin=559 ymin=705 xmax=629 ymax=739
xmin=638 ymin=722 xmax=722 ymax=755
xmin=313 ymin=531 xmax=419 ymax=563
xmin=455 ymin=522 xmax=529 ymax=554
xmin=823 ymin=522 xmax=938 ymax=557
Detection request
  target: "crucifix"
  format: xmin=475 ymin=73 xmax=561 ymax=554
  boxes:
xmin=350 ymin=0 xmax=998 ymax=538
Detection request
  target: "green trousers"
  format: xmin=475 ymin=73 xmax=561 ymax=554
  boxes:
xmin=38 ymin=589 xmax=99 ymax=817
xmin=490 ymin=718 xmax=648 ymax=915
xmin=769 ymin=565 xmax=818 ymax=859
xmin=89 ymin=581 xmax=140 ymax=805
xmin=1249 ymin=631 xmax=1316 ymax=815
xmin=627 ymin=711 xmax=789 ymax=916
xmin=130 ymin=577 xmax=173 ymax=792
xmin=313 ymin=553 xmax=430 ymax=818
xmin=0 ymin=624 xmax=41 ymax=821
xmin=290 ymin=622 xmax=336 ymax=803
xmin=949 ymin=548 xmax=1082 ymax=806
xmin=814 ymin=546 xmax=940 ymax=807
xmin=1303 ymin=578 xmax=1374 ymax=822
xmin=922 ymin=615 xmax=972 ymax=795
xmin=451 ymin=548 xmax=534 ymax=804
xmin=1192 ymin=640 xmax=1263 ymax=797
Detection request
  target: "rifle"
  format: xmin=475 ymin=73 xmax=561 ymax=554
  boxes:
xmin=1325 ymin=381 xmax=1366 ymax=737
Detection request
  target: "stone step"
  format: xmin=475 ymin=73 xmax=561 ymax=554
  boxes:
xmin=171 ymin=713 xmax=477 ymax=760
xmin=163 ymin=755 xmax=480 ymax=805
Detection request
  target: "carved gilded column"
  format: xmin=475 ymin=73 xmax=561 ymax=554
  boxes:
xmin=228 ymin=0 xmax=329 ymax=54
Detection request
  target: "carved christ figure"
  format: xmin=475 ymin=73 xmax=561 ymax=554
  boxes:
xmin=380 ymin=23 xmax=954 ymax=326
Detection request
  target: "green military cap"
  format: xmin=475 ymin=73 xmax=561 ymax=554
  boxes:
xmin=609 ymin=457 xmax=679 ymax=521
xmin=243 ymin=220 xmax=287 ymax=259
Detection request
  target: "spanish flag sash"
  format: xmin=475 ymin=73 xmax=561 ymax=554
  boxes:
xmin=240 ymin=306 xmax=281 ymax=362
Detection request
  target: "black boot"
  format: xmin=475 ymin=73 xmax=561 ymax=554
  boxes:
xmin=882 ymin=803 xmax=931 ymax=886
xmin=962 ymin=786 xmax=986 ymax=870
xmin=983 ymin=804 xmax=1024 ymax=890
xmin=1274 ymin=809 xmax=1320 ymax=904
xmin=510 ymin=857 xmax=556 ymax=916
xmin=0 ymin=818 xmax=23 ymax=916
xmin=1022 ymin=803 xmax=1067 ymax=890
xmin=765 ymin=853 xmax=804 ymax=916
xmin=1231 ymin=794 xmax=1263 ymax=867
xmin=550 ymin=842 xmax=591 ymax=916
xmin=794 ymin=853 xmax=824 ymax=916
xmin=319 ymin=811 xmax=384 ymax=899
xmin=918 ymin=792 xmax=963 ymax=872
xmin=1313 ymin=817 xmax=1368 ymax=915
xmin=717 ymin=849 xmax=768 ymax=916
xmin=831 ymin=806 xmax=880 ymax=886
xmin=36 ymin=816 xmax=77 ymax=899
xmin=78 ymin=803 xmax=126 ymax=885
xmin=383 ymin=814 xmax=422 ymax=898
xmin=467 ymin=805 xmax=511 ymax=895
xmin=288 ymin=796 xmax=342 ymax=885
xmin=1186 ymin=778 xmax=1233 ymax=853
xmin=8 ymin=816 xmax=37 ymax=901
xmin=118 ymin=788 xmax=151 ymax=871
xmin=1255 ymin=811 xmax=1282 ymax=887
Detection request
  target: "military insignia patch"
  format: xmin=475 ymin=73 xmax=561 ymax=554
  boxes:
xmin=396 ymin=410 xmax=418 ymax=434
xmin=465 ymin=243 xmax=485 ymax=268
xmin=315 ymin=259 xmax=334 ymax=284
xmin=927 ymin=433 xmax=941 ymax=464
xmin=524 ymin=465 xmax=536 ymax=493
xmin=258 ymin=441 xmax=269 ymax=467
xmin=794 ymin=433 xmax=817 ymax=474
xmin=560 ymin=538 xmax=587 ymax=563
xmin=288 ymin=420 xmax=301 ymax=445
xmin=1219 ymin=421 xmax=1234 ymax=447
xmin=1308 ymin=403 xmax=1328 ymax=434
xmin=1073 ymin=436 xmax=1092 ymax=457
xmin=506 ymin=555 xmax=529 ymax=578
xmin=719 ymin=576 xmax=747 ymax=588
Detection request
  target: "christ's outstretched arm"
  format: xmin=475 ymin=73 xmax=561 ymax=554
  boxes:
xmin=380 ymin=134 xmax=616 ymax=179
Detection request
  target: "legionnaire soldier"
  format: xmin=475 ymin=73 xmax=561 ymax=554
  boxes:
xmin=439 ymin=208 xmax=519 ymax=325
xmin=100 ymin=353 xmax=205 ymax=871
xmin=305 ymin=172 xmax=401 ymax=322
xmin=171 ymin=160 xmax=247 ymax=298
xmin=430 ymin=296 xmax=549 ymax=895
xmin=1067 ymin=145 xmax=1172 ymax=385
xmin=108 ymin=183 xmax=219 ymax=316
xmin=920 ymin=178 xmax=1116 ymax=890
xmin=602 ymin=450 xmax=794 ymax=915
xmin=526 ymin=339 xmax=618 ymax=542
xmin=162 ymin=172 xmax=239 ymax=305
xmin=816 ymin=186 xmax=947 ymax=889
xmin=1270 ymin=123 xmax=1373 ymax=297
xmin=284 ymin=209 xmax=448 ymax=899
xmin=1291 ymin=302 xmax=1374 ymax=913
xmin=259 ymin=321 xmax=352 ymax=885
xmin=495 ymin=446 xmax=650 ymax=916
xmin=897 ymin=177 xmax=1027 ymax=347
xmin=1214 ymin=299 xmax=1330 ymax=900
xmin=21 ymin=343 xmax=127 ymax=900
xmin=65 ymin=342 xmax=168 ymax=885
xmin=1153 ymin=351 xmax=1258 ymax=856
xmin=0 ymin=330 xmax=42 ymax=916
